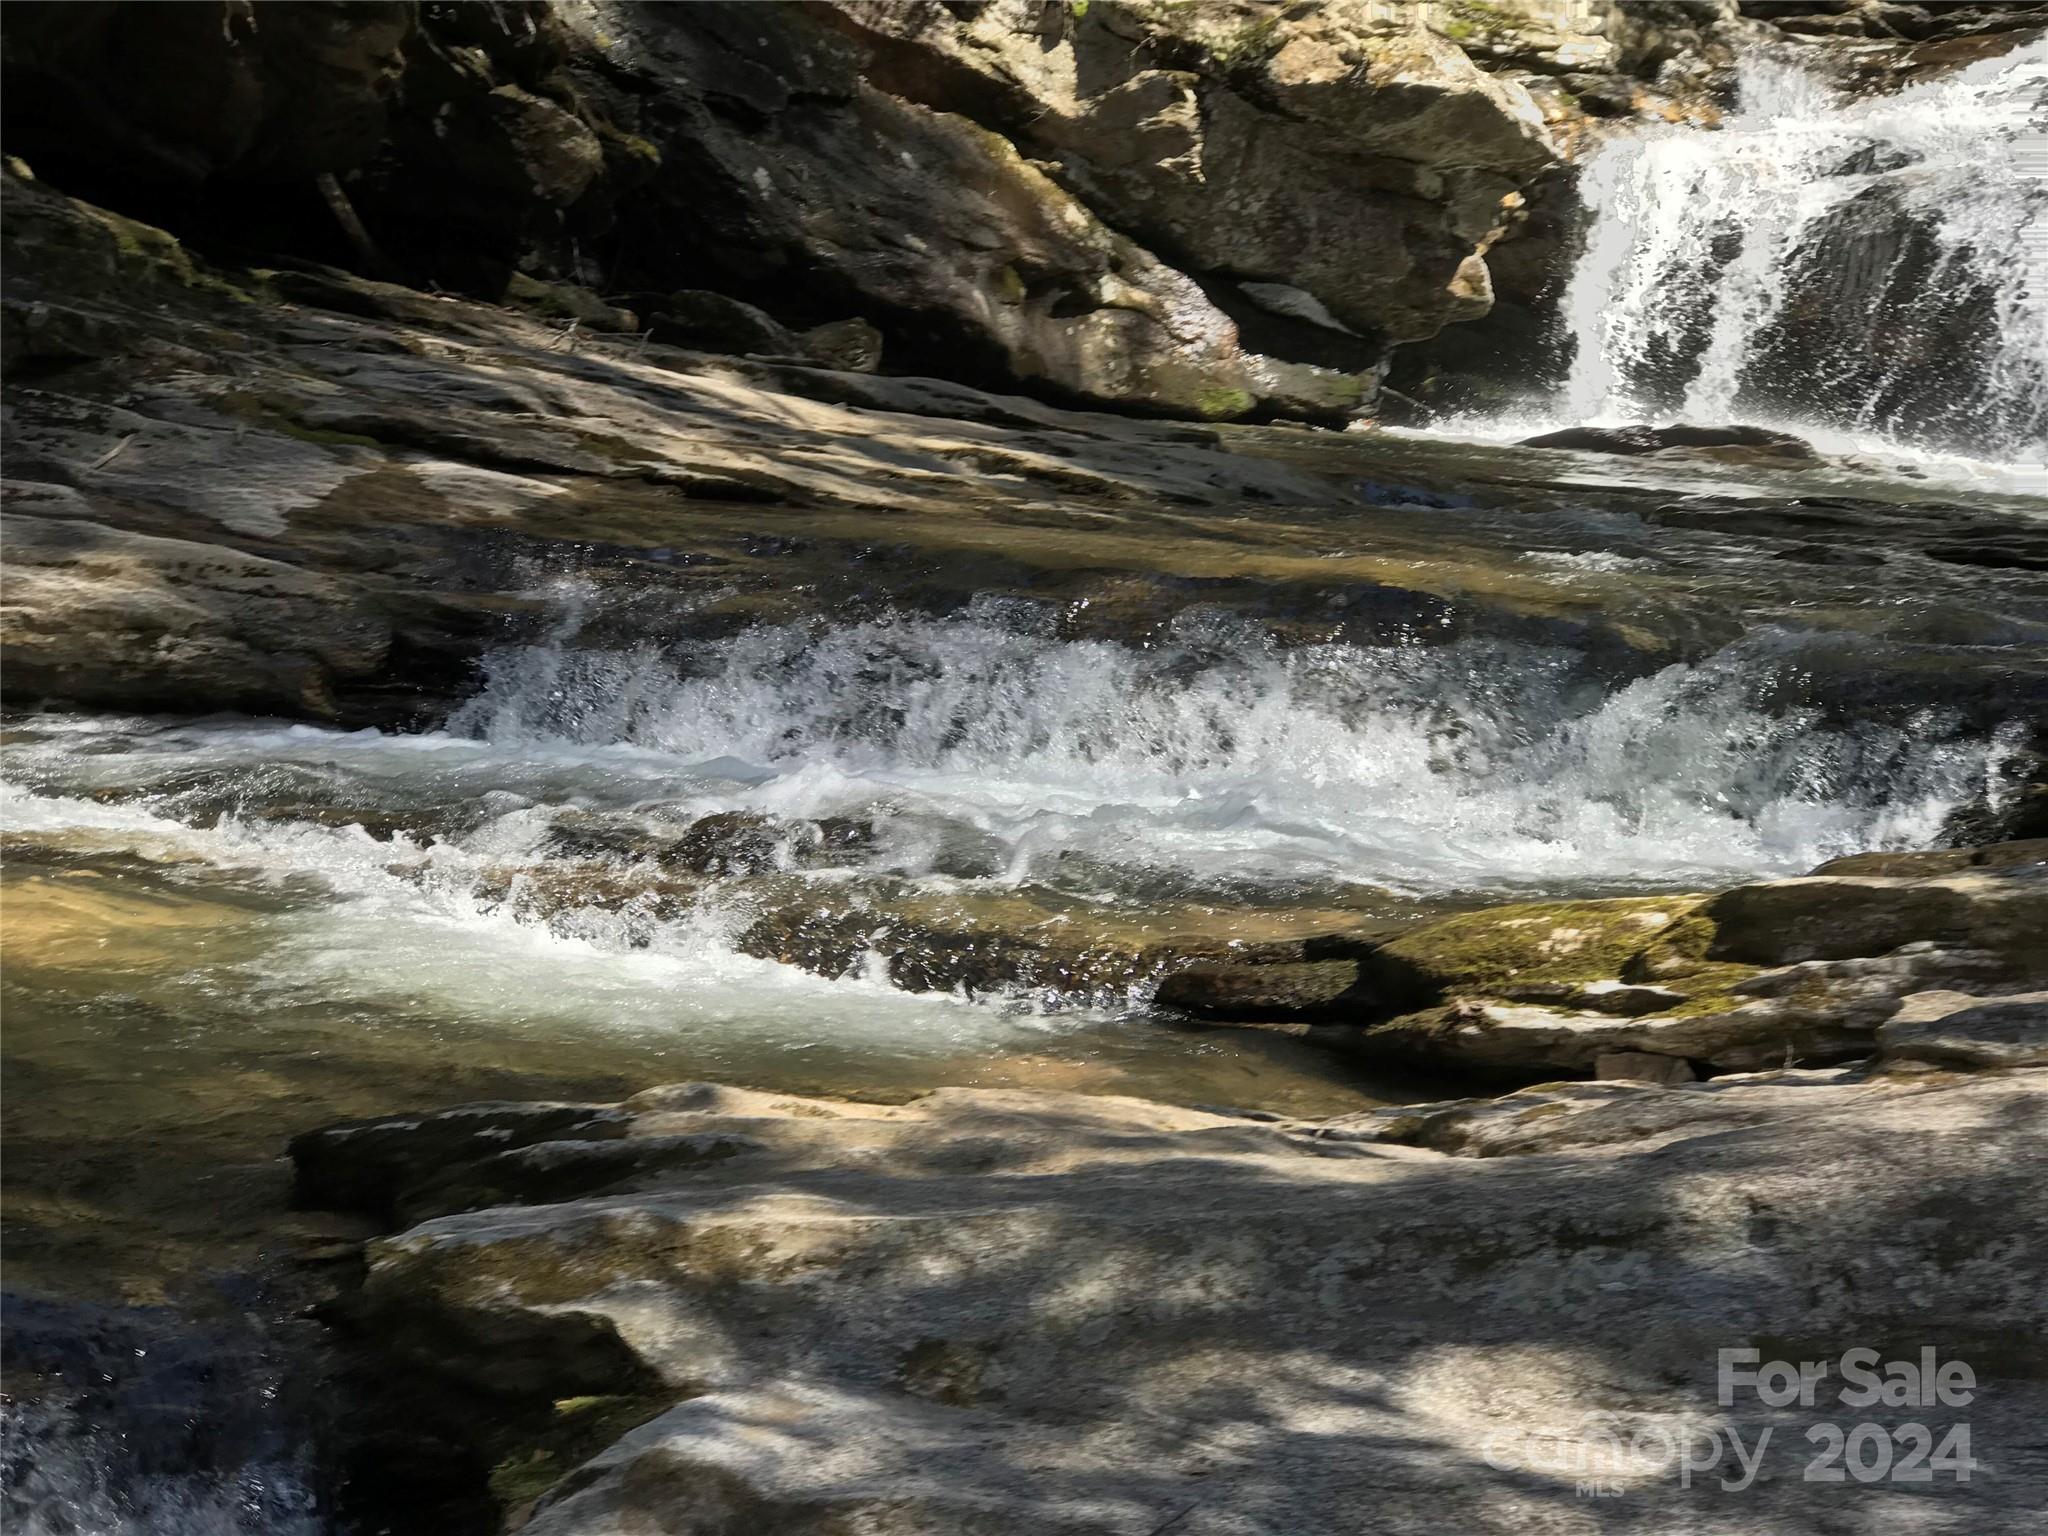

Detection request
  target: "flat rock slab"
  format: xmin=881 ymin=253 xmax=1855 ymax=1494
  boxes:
xmin=302 ymin=1072 xmax=2048 ymax=1533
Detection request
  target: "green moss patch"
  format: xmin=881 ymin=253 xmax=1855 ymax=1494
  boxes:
xmin=487 ymin=1392 xmax=674 ymax=1514
xmin=1193 ymin=385 xmax=1255 ymax=420
xmin=1377 ymin=895 xmax=1716 ymax=994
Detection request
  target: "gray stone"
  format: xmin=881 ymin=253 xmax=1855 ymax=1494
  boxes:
xmin=1878 ymin=992 xmax=2048 ymax=1070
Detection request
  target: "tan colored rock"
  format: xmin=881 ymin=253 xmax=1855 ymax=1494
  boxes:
xmin=819 ymin=0 xmax=1559 ymax=343
xmin=0 ymin=512 xmax=388 ymax=717
xmin=1594 ymin=1049 xmax=1697 ymax=1083
xmin=299 ymin=1068 xmax=2048 ymax=1531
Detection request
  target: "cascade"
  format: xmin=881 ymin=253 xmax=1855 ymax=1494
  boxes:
xmin=1551 ymin=41 xmax=2048 ymax=463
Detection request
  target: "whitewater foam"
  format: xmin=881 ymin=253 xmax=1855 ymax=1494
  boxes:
xmin=447 ymin=603 xmax=2012 ymax=894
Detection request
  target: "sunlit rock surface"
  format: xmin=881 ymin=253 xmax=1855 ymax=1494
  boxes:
xmin=298 ymin=1063 xmax=2048 ymax=1532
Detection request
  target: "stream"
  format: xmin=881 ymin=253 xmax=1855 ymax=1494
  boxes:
xmin=4 ymin=28 xmax=2046 ymax=1536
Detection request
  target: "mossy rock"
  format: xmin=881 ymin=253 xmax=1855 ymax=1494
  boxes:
xmin=1193 ymin=385 xmax=1256 ymax=420
xmin=488 ymin=1392 xmax=674 ymax=1517
xmin=1370 ymin=894 xmax=1716 ymax=998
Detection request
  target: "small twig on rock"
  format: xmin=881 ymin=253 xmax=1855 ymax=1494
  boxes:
xmin=87 ymin=434 xmax=136 ymax=472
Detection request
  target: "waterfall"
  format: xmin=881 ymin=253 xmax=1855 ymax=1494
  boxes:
xmin=1552 ymin=40 xmax=2048 ymax=464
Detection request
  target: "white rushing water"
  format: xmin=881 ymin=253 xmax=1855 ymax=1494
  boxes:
xmin=441 ymin=603 xmax=2016 ymax=894
xmin=1515 ymin=40 xmax=2048 ymax=466
xmin=2 ymin=1403 xmax=319 ymax=1536
xmin=9 ymin=602 xmax=2011 ymax=911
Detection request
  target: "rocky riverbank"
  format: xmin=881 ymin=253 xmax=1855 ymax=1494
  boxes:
xmin=288 ymin=840 xmax=2048 ymax=1532
xmin=5 ymin=2 xmax=2042 ymax=427
xmin=7 ymin=160 xmax=2046 ymax=750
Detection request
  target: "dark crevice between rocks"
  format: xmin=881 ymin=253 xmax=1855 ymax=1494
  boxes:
xmin=280 ymin=1105 xmax=683 ymax=1532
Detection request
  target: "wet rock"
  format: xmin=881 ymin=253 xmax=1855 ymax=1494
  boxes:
xmin=290 ymin=1102 xmax=634 ymax=1221
xmin=735 ymin=888 xmax=1384 ymax=999
xmin=1518 ymin=422 xmax=1820 ymax=459
xmin=1154 ymin=959 xmax=1368 ymax=1021
xmin=478 ymin=857 xmax=1388 ymax=1000
xmin=537 ymin=811 xmax=804 ymax=878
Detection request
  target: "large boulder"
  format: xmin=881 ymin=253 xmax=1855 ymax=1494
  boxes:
xmin=1 ymin=1 xmax=1576 ymax=416
xmin=549 ymin=2 xmax=1374 ymax=417
xmin=822 ymin=0 xmax=1559 ymax=346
